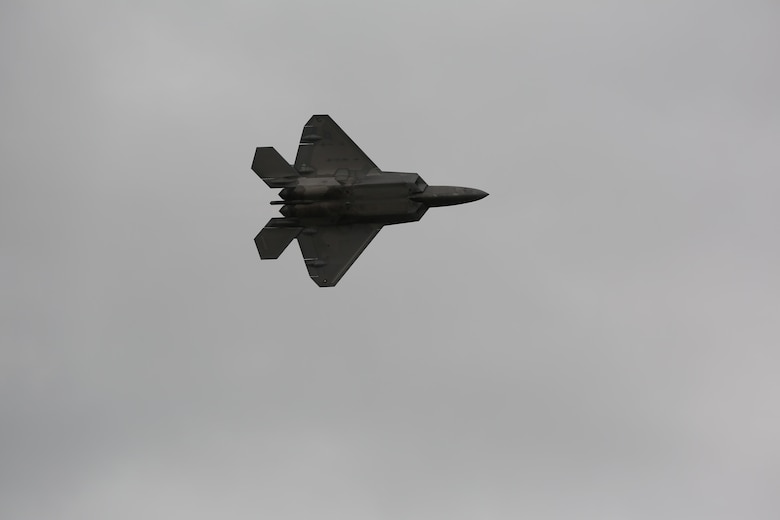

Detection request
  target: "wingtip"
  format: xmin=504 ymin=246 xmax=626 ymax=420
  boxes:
xmin=307 ymin=114 xmax=332 ymax=124
xmin=311 ymin=276 xmax=338 ymax=287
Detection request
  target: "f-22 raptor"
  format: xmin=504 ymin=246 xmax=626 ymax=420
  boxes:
xmin=252 ymin=115 xmax=488 ymax=287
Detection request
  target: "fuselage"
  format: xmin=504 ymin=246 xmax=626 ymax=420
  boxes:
xmin=275 ymin=171 xmax=487 ymax=225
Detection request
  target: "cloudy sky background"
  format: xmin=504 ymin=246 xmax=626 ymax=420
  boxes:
xmin=2 ymin=1 xmax=780 ymax=518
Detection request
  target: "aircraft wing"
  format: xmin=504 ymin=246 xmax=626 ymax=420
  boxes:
xmin=296 ymin=224 xmax=382 ymax=287
xmin=294 ymin=115 xmax=380 ymax=177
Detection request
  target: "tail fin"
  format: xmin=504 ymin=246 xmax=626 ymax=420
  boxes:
xmin=254 ymin=219 xmax=302 ymax=259
xmin=252 ymin=147 xmax=299 ymax=188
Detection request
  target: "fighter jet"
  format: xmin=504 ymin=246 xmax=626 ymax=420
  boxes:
xmin=252 ymin=115 xmax=488 ymax=287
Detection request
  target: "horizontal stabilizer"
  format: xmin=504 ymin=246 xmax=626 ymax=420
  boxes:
xmin=252 ymin=147 xmax=299 ymax=188
xmin=255 ymin=223 xmax=302 ymax=259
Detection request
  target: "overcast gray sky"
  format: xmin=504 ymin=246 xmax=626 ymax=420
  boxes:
xmin=2 ymin=1 xmax=780 ymax=519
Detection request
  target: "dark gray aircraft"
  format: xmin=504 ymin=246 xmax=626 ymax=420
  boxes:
xmin=252 ymin=115 xmax=488 ymax=287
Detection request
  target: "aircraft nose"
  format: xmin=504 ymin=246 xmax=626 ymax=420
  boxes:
xmin=458 ymin=187 xmax=488 ymax=203
xmin=411 ymin=186 xmax=489 ymax=207
xmin=469 ymin=188 xmax=488 ymax=201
